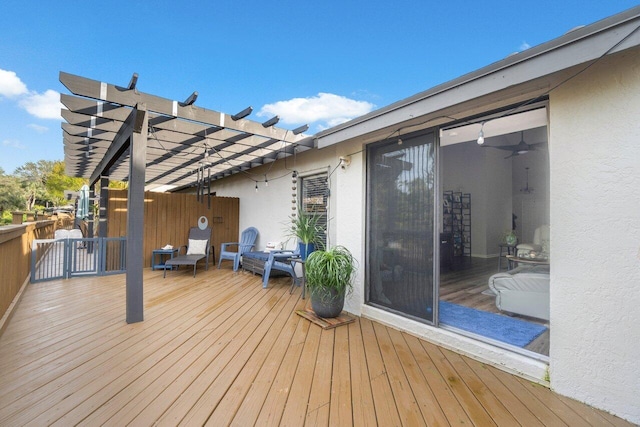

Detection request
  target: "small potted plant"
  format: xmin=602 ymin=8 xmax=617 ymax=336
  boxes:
xmin=288 ymin=208 xmax=322 ymax=260
xmin=305 ymin=245 xmax=357 ymax=318
xmin=504 ymin=230 xmax=518 ymax=246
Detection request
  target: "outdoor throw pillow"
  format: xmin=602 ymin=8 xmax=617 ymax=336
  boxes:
xmin=187 ymin=239 xmax=208 ymax=255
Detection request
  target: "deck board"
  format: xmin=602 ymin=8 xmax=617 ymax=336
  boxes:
xmin=386 ymin=328 xmax=449 ymax=425
xmin=0 ymin=267 xmax=633 ymax=426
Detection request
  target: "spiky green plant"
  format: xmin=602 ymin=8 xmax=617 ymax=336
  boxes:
xmin=305 ymin=246 xmax=357 ymax=302
xmin=288 ymin=208 xmax=322 ymax=245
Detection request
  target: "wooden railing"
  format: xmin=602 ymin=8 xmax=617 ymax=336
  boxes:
xmin=0 ymin=220 xmax=57 ymax=332
xmin=1 ymin=191 xmax=240 ymax=331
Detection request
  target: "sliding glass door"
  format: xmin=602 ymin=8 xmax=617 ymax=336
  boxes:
xmin=366 ymin=132 xmax=437 ymax=322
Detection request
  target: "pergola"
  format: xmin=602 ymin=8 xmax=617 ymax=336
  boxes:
xmin=60 ymin=72 xmax=313 ymax=190
xmin=59 ymin=71 xmax=314 ymax=323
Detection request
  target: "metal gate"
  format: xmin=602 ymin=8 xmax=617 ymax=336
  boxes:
xmin=31 ymin=237 xmax=127 ymax=283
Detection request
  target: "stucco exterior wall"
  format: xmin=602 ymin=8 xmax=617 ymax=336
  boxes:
xmin=549 ymin=49 xmax=640 ymax=424
xmin=211 ymin=147 xmax=339 ymax=252
xmin=333 ymin=140 xmax=367 ymax=314
xmin=210 ymin=140 xmax=368 ymax=314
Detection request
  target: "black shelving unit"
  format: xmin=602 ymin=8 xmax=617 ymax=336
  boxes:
xmin=443 ymin=191 xmax=471 ymax=264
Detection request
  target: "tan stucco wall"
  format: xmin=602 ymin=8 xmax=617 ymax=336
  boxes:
xmin=549 ymin=48 xmax=640 ymax=424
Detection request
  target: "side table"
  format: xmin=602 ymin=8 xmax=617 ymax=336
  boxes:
xmin=498 ymin=243 xmax=517 ymax=271
xmin=152 ymin=248 xmax=179 ymax=271
xmin=288 ymin=257 xmax=306 ymax=299
xmin=506 ymin=254 xmax=550 ymax=270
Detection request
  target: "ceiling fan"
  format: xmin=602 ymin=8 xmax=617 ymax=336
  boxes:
xmin=483 ymin=131 xmax=544 ymax=159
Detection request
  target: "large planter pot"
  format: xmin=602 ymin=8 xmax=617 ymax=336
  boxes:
xmin=299 ymin=242 xmax=315 ymax=260
xmin=310 ymin=286 xmax=345 ymax=318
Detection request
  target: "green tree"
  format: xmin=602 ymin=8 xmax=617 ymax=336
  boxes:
xmin=45 ymin=161 xmax=87 ymax=206
xmin=0 ymin=168 xmax=24 ymax=212
xmin=108 ymin=180 xmax=128 ymax=189
xmin=14 ymin=160 xmax=55 ymax=210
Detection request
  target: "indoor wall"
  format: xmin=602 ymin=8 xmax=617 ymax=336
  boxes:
xmin=441 ymin=127 xmax=549 ymax=258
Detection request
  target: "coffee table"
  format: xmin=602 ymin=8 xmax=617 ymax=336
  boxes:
xmin=506 ymin=254 xmax=550 ymax=269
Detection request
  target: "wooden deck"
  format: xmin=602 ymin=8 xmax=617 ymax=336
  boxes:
xmin=0 ymin=267 xmax=631 ymax=426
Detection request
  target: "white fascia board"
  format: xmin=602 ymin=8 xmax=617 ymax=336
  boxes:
xmin=316 ymin=9 xmax=640 ymax=148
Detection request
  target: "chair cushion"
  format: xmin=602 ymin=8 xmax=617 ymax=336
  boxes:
xmin=187 ymin=239 xmax=208 ymax=255
xmin=243 ymin=251 xmax=270 ymax=261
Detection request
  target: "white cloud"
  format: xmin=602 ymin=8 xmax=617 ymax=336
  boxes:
xmin=19 ymin=89 xmax=62 ymax=120
xmin=2 ymin=139 xmax=26 ymax=150
xmin=258 ymin=93 xmax=375 ymax=131
xmin=0 ymin=69 xmax=61 ymax=120
xmin=519 ymin=41 xmax=531 ymax=51
xmin=0 ymin=69 xmax=28 ymax=98
xmin=28 ymin=123 xmax=49 ymax=133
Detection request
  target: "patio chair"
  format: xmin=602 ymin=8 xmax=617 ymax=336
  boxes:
xmin=261 ymin=248 xmax=299 ymax=288
xmin=218 ymin=227 xmax=259 ymax=271
xmin=164 ymin=226 xmax=212 ymax=278
xmin=239 ymin=248 xmax=299 ymax=288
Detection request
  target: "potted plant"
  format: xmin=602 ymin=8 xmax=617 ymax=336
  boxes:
xmin=305 ymin=245 xmax=357 ymax=318
xmin=503 ymin=230 xmax=518 ymax=246
xmin=288 ymin=208 xmax=322 ymax=260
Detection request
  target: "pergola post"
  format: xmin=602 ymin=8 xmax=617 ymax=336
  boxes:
xmin=126 ymin=103 xmax=148 ymax=324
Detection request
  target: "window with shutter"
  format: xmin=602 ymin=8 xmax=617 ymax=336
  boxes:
xmin=301 ymin=173 xmax=328 ymax=250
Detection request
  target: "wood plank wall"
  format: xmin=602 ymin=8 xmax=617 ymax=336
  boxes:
xmin=105 ymin=189 xmax=239 ymax=268
xmin=0 ymin=221 xmax=56 ymax=327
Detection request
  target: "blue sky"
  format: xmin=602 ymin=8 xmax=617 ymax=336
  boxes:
xmin=1 ymin=1 xmax=637 ymax=174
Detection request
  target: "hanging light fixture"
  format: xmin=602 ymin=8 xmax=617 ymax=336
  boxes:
xmin=195 ymin=142 xmax=212 ymax=208
xmin=520 ymin=167 xmax=534 ymax=194
xmin=477 ymin=122 xmax=485 ymax=145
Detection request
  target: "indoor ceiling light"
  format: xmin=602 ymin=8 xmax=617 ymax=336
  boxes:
xmin=477 ymin=122 xmax=485 ymax=145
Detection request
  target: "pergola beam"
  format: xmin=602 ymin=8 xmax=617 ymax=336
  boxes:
xmin=61 ymin=109 xmax=124 ymax=133
xmin=88 ymin=105 xmax=140 ymax=186
xmin=60 ymin=93 xmax=131 ymax=121
xmin=60 ymin=72 xmax=302 ymax=144
xmin=60 ymin=71 xmax=316 ymax=189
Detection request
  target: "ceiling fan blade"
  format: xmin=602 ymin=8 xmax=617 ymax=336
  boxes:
xmin=529 ymin=142 xmax=546 ymax=148
xmin=484 ymin=145 xmax=519 ymax=151
xmin=504 ymin=152 xmax=518 ymax=159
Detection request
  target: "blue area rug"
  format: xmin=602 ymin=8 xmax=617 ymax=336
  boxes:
xmin=439 ymin=301 xmax=547 ymax=348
